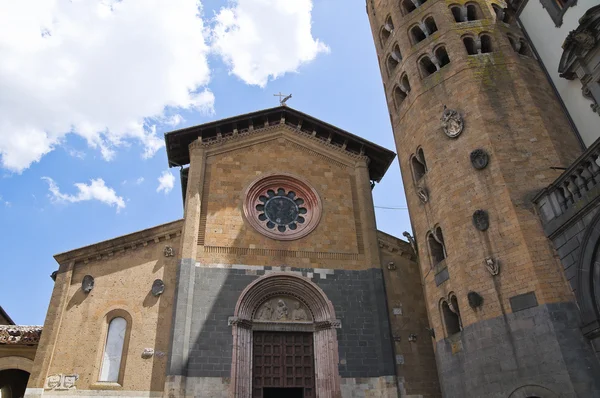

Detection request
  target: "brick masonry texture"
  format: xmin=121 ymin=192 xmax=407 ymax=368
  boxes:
xmin=168 ymin=266 xmax=396 ymax=379
xmin=435 ymin=302 xmax=600 ymax=398
xmin=366 ymin=0 xmax=600 ymax=395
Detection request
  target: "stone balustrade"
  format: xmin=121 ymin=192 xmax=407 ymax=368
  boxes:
xmin=534 ymin=138 xmax=600 ymax=232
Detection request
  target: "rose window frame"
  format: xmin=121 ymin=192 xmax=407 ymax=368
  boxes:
xmin=243 ymin=174 xmax=322 ymax=241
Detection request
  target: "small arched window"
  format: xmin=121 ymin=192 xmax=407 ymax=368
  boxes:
xmin=410 ymin=25 xmax=427 ymax=44
xmin=99 ymin=317 xmax=128 ymax=382
xmin=410 ymin=147 xmax=427 ymax=181
xmin=420 ymin=56 xmax=437 ymax=77
xmin=450 ymin=6 xmax=462 ymax=22
xmin=435 ymin=47 xmax=450 ymax=67
xmin=393 ymin=86 xmax=407 ymax=109
xmin=466 ymin=3 xmax=482 ymax=20
xmin=492 ymin=4 xmax=510 ymax=23
xmin=401 ymin=74 xmax=411 ymax=93
xmin=424 ymin=17 xmax=438 ymax=35
xmin=401 ymin=0 xmax=417 ymax=15
xmin=463 ymin=36 xmax=477 ymax=55
xmin=427 ymin=226 xmax=446 ymax=265
xmin=380 ymin=28 xmax=391 ymax=47
xmin=507 ymin=34 xmax=518 ymax=52
xmin=518 ymin=38 xmax=532 ymax=57
xmin=480 ymin=35 xmax=493 ymax=53
xmin=387 ymin=55 xmax=399 ymax=74
xmin=441 ymin=296 xmax=462 ymax=336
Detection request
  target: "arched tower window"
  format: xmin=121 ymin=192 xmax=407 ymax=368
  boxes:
xmin=410 ymin=147 xmax=427 ymax=181
xmin=393 ymin=86 xmax=407 ymax=109
xmin=387 ymin=45 xmax=402 ymax=74
xmin=401 ymin=0 xmax=417 ymax=15
xmin=427 ymin=226 xmax=446 ymax=265
xmin=410 ymin=25 xmax=427 ymax=44
xmin=441 ymin=296 xmax=462 ymax=336
xmin=507 ymin=34 xmax=518 ymax=51
xmin=492 ymin=4 xmax=510 ymax=23
xmin=419 ymin=56 xmax=437 ymax=77
xmin=518 ymin=38 xmax=532 ymax=57
xmin=380 ymin=28 xmax=391 ymax=47
xmin=450 ymin=6 xmax=462 ymax=22
xmin=466 ymin=3 xmax=482 ymax=20
xmin=424 ymin=17 xmax=438 ymax=35
xmin=99 ymin=316 xmax=128 ymax=382
xmin=400 ymin=73 xmax=411 ymax=93
xmin=387 ymin=54 xmax=399 ymax=74
xmin=480 ymin=34 xmax=493 ymax=53
xmin=463 ymin=36 xmax=477 ymax=55
xmin=435 ymin=47 xmax=450 ymax=67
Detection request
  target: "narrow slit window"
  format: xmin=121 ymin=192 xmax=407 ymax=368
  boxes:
xmin=463 ymin=37 xmax=477 ymax=55
xmin=507 ymin=35 xmax=518 ymax=52
xmin=99 ymin=317 xmax=127 ymax=382
xmin=480 ymin=35 xmax=493 ymax=53
xmin=435 ymin=47 xmax=450 ymax=67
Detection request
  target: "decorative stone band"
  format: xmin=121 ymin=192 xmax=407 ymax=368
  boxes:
xmin=0 ymin=325 xmax=43 ymax=345
xmin=227 ymin=316 xmax=341 ymax=332
xmin=189 ymin=121 xmax=371 ymax=165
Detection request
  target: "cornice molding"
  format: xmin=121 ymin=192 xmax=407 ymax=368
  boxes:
xmin=54 ymin=219 xmax=183 ymax=266
xmin=189 ymin=122 xmax=371 ymax=166
xmin=377 ymin=230 xmax=415 ymax=259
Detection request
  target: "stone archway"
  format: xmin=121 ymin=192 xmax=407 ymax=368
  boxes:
xmin=229 ymin=273 xmax=341 ymax=398
xmin=0 ymin=357 xmax=34 ymax=398
xmin=508 ymin=384 xmax=559 ymax=398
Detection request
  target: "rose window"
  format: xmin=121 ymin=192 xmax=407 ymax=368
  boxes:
xmin=256 ymin=188 xmax=307 ymax=232
xmin=244 ymin=174 xmax=322 ymax=240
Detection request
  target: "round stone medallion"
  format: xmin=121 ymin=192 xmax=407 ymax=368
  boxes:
xmin=244 ymin=174 xmax=322 ymax=240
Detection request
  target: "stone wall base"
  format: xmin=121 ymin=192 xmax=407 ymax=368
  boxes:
xmin=24 ymin=388 xmax=162 ymax=398
xmin=161 ymin=376 xmax=400 ymax=397
xmin=340 ymin=376 xmax=399 ymax=398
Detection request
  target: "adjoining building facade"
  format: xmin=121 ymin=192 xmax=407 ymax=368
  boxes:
xmin=366 ymin=0 xmax=600 ymax=397
xmin=0 ymin=306 xmax=42 ymax=398
xmin=22 ymin=107 xmax=440 ymax=398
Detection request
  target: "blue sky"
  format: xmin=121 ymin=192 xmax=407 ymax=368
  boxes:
xmin=0 ymin=0 xmax=411 ymax=325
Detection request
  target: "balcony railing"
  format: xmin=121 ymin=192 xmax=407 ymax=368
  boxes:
xmin=534 ymin=138 xmax=600 ymax=231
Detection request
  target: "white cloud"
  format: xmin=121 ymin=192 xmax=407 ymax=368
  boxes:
xmin=0 ymin=194 xmax=10 ymax=207
xmin=156 ymin=170 xmax=175 ymax=194
xmin=211 ymin=0 xmax=329 ymax=87
xmin=135 ymin=177 xmax=145 ymax=185
xmin=0 ymin=0 xmax=214 ymax=172
xmin=42 ymin=177 xmax=125 ymax=211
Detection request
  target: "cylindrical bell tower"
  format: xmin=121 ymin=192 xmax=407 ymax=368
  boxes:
xmin=367 ymin=0 xmax=600 ymax=396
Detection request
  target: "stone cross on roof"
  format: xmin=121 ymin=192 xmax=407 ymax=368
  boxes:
xmin=273 ymin=92 xmax=292 ymax=106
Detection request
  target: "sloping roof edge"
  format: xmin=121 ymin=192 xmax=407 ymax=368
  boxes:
xmin=164 ymin=106 xmax=396 ymax=182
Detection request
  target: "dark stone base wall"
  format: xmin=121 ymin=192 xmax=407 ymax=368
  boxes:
xmin=168 ymin=264 xmax=396 ymax=379
xmin=435 ymin=302 xmax=600 ymax=398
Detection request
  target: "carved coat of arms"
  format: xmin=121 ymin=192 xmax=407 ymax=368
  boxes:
xmin=440 ymin=106 xmax=464 ymax=138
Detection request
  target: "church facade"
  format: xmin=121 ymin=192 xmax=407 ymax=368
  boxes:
xmin=22 ymin=107 xmax=440 ymax=398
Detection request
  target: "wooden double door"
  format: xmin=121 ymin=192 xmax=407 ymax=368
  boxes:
xmin=252 ymin=331 xmax=315 ymax=398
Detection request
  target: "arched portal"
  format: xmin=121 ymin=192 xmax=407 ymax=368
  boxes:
xmin=229 ymin=273 xmax=341 ymax=398
xmin=0 ymin=369 xmax=30 ymax=398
